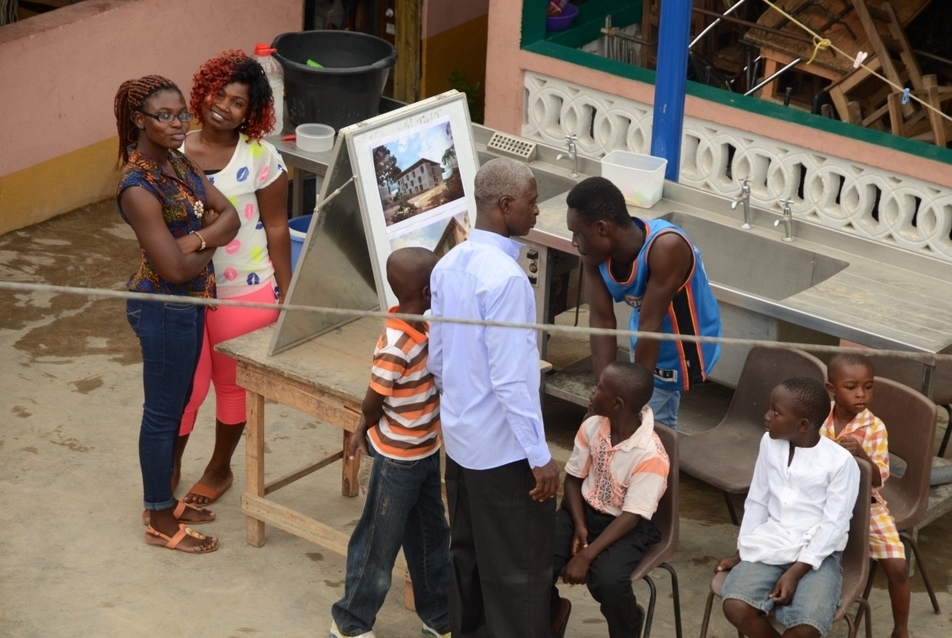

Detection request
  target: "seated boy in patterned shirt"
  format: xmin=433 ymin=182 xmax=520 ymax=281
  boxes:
xmin=550 ymin=362 xmax=668 ymax=638
xmin=822 ymin=352 xmax=910 ymax=638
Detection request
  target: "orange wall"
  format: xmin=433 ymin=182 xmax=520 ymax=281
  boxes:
xmin=421 ymin=13 xmax=489 ymax=99
xmin=483 ymin=0 xmax=952 ymax=189
xmin=0 ymin=0 xmax=302 ymax=234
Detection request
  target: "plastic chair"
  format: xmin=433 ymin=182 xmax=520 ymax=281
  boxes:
xmin=630 ymin=422 xmax=682 ymax=638
xmin=864 ymin=353 xmax=952 ymax=458
xmin=680 ymin=346 xmax=827 ymax=524
xmin=861 ymin=376 xmax=942 ymax=614
xmin=699 ymin=459 xmax=874 ymax=638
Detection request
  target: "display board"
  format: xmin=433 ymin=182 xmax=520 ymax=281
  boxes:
xmin=269 ymin=90 xmax=476 ymax=355
xmin=348 ymin=90 xmax=478 ymax=309
xmin=268 ymin=134 xmax=380 ymax=356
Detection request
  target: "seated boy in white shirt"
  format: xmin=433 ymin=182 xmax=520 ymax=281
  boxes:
xmin=715 ymin=377 xmax=861 ymax=638
xmin=550 ymin=362 xmax=669 ymax=638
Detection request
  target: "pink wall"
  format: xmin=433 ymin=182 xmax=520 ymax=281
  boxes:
xmin=422 ymin=0 xmax=489 ymax=38
xmin=0 ymin=0 xmax=302 ymax=177
xmin=484 ymin=0 xmax=952 ymax=189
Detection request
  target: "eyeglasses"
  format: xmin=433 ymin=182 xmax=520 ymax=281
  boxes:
xmin=137 ymin=110 xmax=194 ymax=123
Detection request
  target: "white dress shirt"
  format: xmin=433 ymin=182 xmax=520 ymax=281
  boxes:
xmin=738 ymin=433 xmax=860 ymax=569
xmin=428 ymin=229 xmax=551 ymax=470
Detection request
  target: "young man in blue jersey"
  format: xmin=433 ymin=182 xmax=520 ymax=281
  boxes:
xmin=565 ymin=176 xmax=721 ymax=429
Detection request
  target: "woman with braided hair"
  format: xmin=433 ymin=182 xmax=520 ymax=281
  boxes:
xmin=173 ymin=50 xmax=291 ymax=507
xmin=116 ymin=75 xmax=239 ymax=553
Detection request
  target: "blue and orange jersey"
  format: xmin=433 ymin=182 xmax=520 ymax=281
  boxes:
xmin=598 ymin=217 xmax=721 ymax=391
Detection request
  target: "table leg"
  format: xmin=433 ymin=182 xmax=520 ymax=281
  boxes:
xmin=292 ymin=168 xmax=306 ymax=218
xmin=246 ymin=391 xmax=266 ymax=546
xmin=341 ymin=430 xmax=359 ymax=497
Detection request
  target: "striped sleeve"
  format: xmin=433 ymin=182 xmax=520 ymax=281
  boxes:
xmin=369 ymin=338 xmax=407 ymax=397
xmin=564 ymin=416 xmax=599 ymax=479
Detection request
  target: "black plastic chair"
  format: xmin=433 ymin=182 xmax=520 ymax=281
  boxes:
xmin=680 ymin=346 xmax=827 ymax=524
xmin=630 ymin=422 xmax=682 ymax=638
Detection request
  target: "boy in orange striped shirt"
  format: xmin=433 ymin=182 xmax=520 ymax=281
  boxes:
xmin=550 ymin=362 xmax=669 ymax=638
xmin=330 ymin=247 xmax=449 ymax=638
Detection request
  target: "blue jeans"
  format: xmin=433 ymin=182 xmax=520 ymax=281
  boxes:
xmin=332 ymin=449 xmax=450 ymax=635
xmin=126 ymin=298 xmax=204 ymax=511
xmin=647 ymin=386 xmax=681 ymax=430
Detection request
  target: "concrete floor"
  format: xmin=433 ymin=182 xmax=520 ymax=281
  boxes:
xmin=2 ymin=200 xmax=952 ymax=637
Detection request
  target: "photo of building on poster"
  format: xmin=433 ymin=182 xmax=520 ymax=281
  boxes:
xmin=370 ymin=116 xmax=470 ymax=255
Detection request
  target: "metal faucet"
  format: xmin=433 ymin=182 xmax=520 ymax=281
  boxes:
xmin=774 ymin=198 xmax=795 ymax=242
xmin=556 ymin=134 xmax=580 ymax=177
xmin=730 ymin=179 xmax=752 ymax=229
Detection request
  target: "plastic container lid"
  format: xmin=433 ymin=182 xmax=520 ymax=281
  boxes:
xmin=254 ymin=43 xmax=277 ymax=56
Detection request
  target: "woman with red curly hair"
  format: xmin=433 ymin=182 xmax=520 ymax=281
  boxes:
xmin=175 ymin=50 xmax=292 ymax=506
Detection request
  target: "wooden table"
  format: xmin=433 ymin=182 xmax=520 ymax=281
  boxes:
xmin=744 ymin=0 xmax=930 ymax=98
xmin=217 ymin=318 xmax=416 ymax=606
xmin=217 ymin=319 xmax=381 ymax=554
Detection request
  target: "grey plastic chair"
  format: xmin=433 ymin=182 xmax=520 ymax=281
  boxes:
xmin=679 ymin=346 xmax=827 ymax=524
xmin=861 ymin=376 xmax=941 ymax=614
xmin=864 ymin=353 xmax=951 ymax=457
xmin=699 ymin=458 xmax=874 ymax=638
xmin=630 ymin=422 xmax=682 ymax=638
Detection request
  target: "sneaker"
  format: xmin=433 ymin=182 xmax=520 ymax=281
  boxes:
xmin=329 ymin=620 xmax=376 ymax=638
xmin=421 ymin=624 xmax=451 ymax=638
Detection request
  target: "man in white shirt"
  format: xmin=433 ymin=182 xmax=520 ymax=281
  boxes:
xmin=715 ymin=377 xmax=861 ymax=638
xmin=429 ymin=158 xmax=560 ymax=637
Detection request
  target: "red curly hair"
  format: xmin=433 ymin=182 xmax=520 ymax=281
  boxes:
xmin=190 ymin=49 xmax=276 ymax=141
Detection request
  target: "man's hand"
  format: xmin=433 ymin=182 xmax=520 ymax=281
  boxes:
xmin=347 ymin=417 xmax=370 ymax=460
xmin=571 ymin=526 xmax=589 ymax=556
xmin=529 ymin=459 xmax=559 ymax=502
xmin=715 ymin=553 xmax=741 ymax=573
xmin=561 ymin=552 xmax=593 ymax=585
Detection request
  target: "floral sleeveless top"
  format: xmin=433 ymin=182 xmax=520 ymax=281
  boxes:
xmin=117 ymin=147 xmax=216 ymax=298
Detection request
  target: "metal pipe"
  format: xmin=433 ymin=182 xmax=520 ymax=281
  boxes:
xmin=690 ymin=0 xmax=751 ymax=50
xmin=691 ymin=7 xmax=818 ymax=46
xmin=651 ymin=0 xmax=692 ymax=181
xmin=600 ymin=27 xmax=654 ymax=47
xmin=744 ymin=57 xmax=802 ymax=96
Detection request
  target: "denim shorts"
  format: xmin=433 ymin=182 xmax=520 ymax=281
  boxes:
xmin=720 ymin=552 xmax=843 ymax=636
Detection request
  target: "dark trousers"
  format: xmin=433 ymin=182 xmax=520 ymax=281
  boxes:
xmin=551 ymin=501 xmax=661 ymax=638
xmin=445 ymin=456 xmax=556 ymax=638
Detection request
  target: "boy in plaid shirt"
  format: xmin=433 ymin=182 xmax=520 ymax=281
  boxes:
xmin=822 ymin=352 xmax=909 ymax=638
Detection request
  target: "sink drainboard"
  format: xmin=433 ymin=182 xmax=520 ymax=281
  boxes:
xmin=487 ymin=132 xmax=538 ymax=162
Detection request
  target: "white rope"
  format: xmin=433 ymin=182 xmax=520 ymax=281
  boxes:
xmin=2 ymin=280 xmax=949 ymax=364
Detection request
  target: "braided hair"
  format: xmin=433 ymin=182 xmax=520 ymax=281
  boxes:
xmin=190 ymin=50 xmax=275 ymax=141
xmin=114 ymin=75 xmax=182 ymax=164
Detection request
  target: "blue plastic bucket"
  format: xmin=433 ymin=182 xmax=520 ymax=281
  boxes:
xmin=288 ymin=214 xmax=312 ymax=268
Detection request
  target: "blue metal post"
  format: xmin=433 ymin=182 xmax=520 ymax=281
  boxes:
xmin=650 ymin=0 xmax=693 ymax=182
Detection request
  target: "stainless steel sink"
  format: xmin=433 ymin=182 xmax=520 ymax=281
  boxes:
xmin=477 ymin=151 xmax=580 ymax=202
xmin=661 ymin=211 xmax=849 ymax=301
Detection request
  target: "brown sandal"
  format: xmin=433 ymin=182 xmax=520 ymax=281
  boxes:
xmin=144 ymin=524 xmax=218 ymax=553
xmin=141 ymin=500 xmax=215 ymax=526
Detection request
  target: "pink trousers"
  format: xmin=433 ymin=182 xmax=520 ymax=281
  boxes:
xmin=179 ymin=285 xmax=280 ymax=435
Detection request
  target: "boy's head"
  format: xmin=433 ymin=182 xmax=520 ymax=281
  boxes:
xmin=765 ymin=377 xmax=831 ymax=441
xmin=826 ymin=352 xmax=875 ymax=417
xmin=589 ymin=362 xmax=655 ymax=418
xmin=386 ymin=247 xmax=439 ymax=310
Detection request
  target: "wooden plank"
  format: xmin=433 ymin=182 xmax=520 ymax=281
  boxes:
xmin=264 ymin=450 xmax=344 ymax=495
xmin=393 ymin=0 xmax=421 ymax=103
xmin=342 ymin=431 xmax=360 ymax=497
xmin=241 ymin=493 xmax=411 ymax=581
xmin=236 ymin=363 xmax=362 ymax=431
xmin=246 ymin=391 xmax=266 ymax=547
